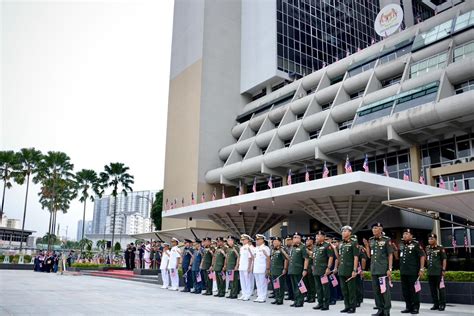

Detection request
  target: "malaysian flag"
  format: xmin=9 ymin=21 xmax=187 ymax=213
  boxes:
xmin=363 ymin=154 xmax=369 ymax=172
xmin=345 ymin=156 xmax=352 ymax=173
xmin=419 ymin=170 xmax=425 ymax=185
xmin=346 ymin=49 xmax=350 ymax=57
xmin=252 ymin=177 xmax=257 ymax=193
xmin=273 ymin=277 xmax=280 ymax=289
xmin=379 ymin=276 xmax=387 ymax=294
xmin=414 ymin=279 xmax=421 ymax=293
xmin=196 ymin=272 xmax=202 ymax=283
xmin=464 ymin=233 xmax=469 ymax=252
xmin=403 ymin=168 xmax=410 ymax=181
xmin=165 ymin=198 xmax=170 ymax=210
xmin=212 ymin=188 xmax=216 ymax=201
xmin=227 ymin=270 xmax=234 ymax=281
xmin=201 ymin=192 xmax=205 ymax=203
xmin=298 ymin=279 xmax=307 ymax=293
xmin=287 ymin=169 xmax=292 ymax=185
xmin=440 ymin=277 xmax=445 ymax=289
xmin=191 ymin=192 xmax=196 ymax=205
xmin=371 ymin=37 xmax=376 ymax=45
xmin=357 ymin=47 xmax=361 ymax=52
xmin=330 ymin=274 xmax=339 ymax=287
xmin=383 ymin=159 xmax=389 ymax=177
xmin=238 ymin=180 xmax=243 ymax=195
xmin=268 ymin=175 xmax=273 ymax=189
xmin=305 ymin=165 xmax=310 ymax=182
xmin=222 ymin=186 xmax=226 ymax=199
xmin=323 ymin=161 xmax=329 ymax=178
xmin=452 ymin=236 xmax=457 ymax=249
xmin=453 ymin=178 xmax=459 ymax=192
xmin=439 ymin=176 xmax=446 ymax=189
xmin=321 ymin=274 xmax=329 ymax=284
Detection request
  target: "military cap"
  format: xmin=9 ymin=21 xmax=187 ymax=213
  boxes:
xmin=271 ymin=236 xmax=282 ymax=242
xmin=216 ymin=236 xmax=225 ymax=242
xmin=293 ymin=232 xmax=302 ymax=238
xmin=226 ymin=235 xmax=238 ymax=241
xmin=240 ymin=234 xmax=251 ymax=240
xmin=403 ymin=228 xmax=413 ymax=234
xmin=171 ymin=237 xmax=179 ymax=243
xmin=163 ymin=242 xmax=170 ymax=247
xmin=371 ymin=222 xmax=383 ymax=228
xmin=315 ymin=230 xmax=326 ymax=236
xmin=285 ymin=235 xmax=292 ymax=240
xmin=184 ymin=239 xmax=193 ymax=243
xmin=202 ymin=237 xmax=212 ymax=241
xmin=341 ymin=225 xmax=353 ymax=232
xmin=194 ymin=239 xmax=202 ymax=243
xmin=331 ymin=236 xmax=340 ymax=241
xmin=307 ymin=235 xmax=315 ymax=241
xmin=428 ymin=233 xmax=437 ymax=239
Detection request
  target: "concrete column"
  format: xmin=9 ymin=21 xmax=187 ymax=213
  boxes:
xmin=337 ymin=162 xmax=344 ymax=175
xmin=409 ymin=145 xmax=421 ymax=182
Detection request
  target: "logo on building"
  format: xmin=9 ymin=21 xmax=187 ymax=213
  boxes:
xmin=374 ymin=4 xmax=404 ymax=37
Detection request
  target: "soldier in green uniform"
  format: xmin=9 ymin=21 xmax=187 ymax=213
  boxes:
xmin=338 ymin=226 xmax=359 ymax=314
xmin=224 ymin=235 xmax=240 ymax=299
xmin=426 ymin=233 xmax=447 ymax=311
xmin=363 ymin=222 xmax=393 ymax=316
xmin=270 ymin=237 xmax=288 ymax=305
xmin=356 ymin=244 xmax=368 ymax=307
xmin=399 ymin=228 xmax=425 ymax=314
xmin=312 ymin=230 xmax=334 ymax=311
xmin=288 ymin=232 xmax=309 ymax=307
xmin=284 ymin=236 xmax=294 ymax=301
xmin=212 ymin=237 xmax=226 ymax=297
xmin=200 ymin=237 xmax=213 ymax=295
xmin=304 ymin=235 xmax=316 ymax=303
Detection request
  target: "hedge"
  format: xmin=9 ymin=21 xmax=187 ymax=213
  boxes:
xmin=0 ymin=254 xmax=32 ymax=264
xmin=71 ymin=263 xmax=122 ymax=269
xmin=362 ymin=270 xmax=474 ymax=282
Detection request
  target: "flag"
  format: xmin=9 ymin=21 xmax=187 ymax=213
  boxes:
xmin=357 ymin=263 xmax=362 ymax=274
xmin=252 ymin=177 xmax=257 ymax=193
xmin=196 ymin=272 xmax=202 ymax=283
xmin=273 ymin=277 xmax=280 ymax=289
xmin=329 ymin=274 xmax=339 ymax=287
xmin=305 ymin=165 xmax=310 ymax=182
xmin=379 ymin=276 xmax=387 ymax=294
xmin=165 ymin=198 xmax=169 ymax=210
xmin=212 ymin=188 xmax=216 ymax=201
xmin=227 ymin=270 xmax=234 ymax=281
xmin=464 ymin=233 xmax=469 ymax=251
xmin=191 ymin=192 xmax=196 ymax=205
xmin=440 ymin=277 xmax=445 ymax=289
xmin=208 ymin=271 xmax=215 ymax=280
xmin=268 ymin=175 xmax=273 ymax=189
xmin=222 ymin=186 xmax=226 ymax=199
xmin=383 ymin=159 xmax=389 ymax=177
xmin=452 ymin=236 xmax=457 ymax=249
xmin=439 ymin=176 xmax=446 ymax=189
xmin=363 ymin=154 xmax=369 ymax=172
xmin=287 ymin=169 xmax=292 ymax=185
xmin=453 ymin=178 xmax=459 ymax=191
xmin=321 ymin=274 xmax=329 ymax=284
xmin=357 ymin=47 xmax=361 ymax=52
xmin=371 ymin=38 xmax=375 ymax=45
xmin=298 ymin=279 xmax=307 ymax=293
xmin=403 ymin=169 xmax=410 ymax=181
xmin=238 ymin=180 xmax=243 ymax=195
xmin=419 ymin=170 xmax=425 ymax=185
xmin=201 ymin=192 xmax=205 ymax=203
xmin=323 ymin=161 xmax=329 ymax=178
xmin=221 ymin=271 xmax=226 ymax=281
xmin=181 ymin=197 xmax=184 ymax=206
xmin=346 ymin=49 xmax=350 ymax=57
xmin=345 ymin=156 xmax=352 ymax=173
xmin=414 ymin=279 xmax=421 ymax=293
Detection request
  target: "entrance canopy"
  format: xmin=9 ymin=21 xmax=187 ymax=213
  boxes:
xmin=131 ymin=227 xmax=229 ymax=242
xmin=164 ymin=172 xmax=447 ymax=235
xmin=383 ymin=189 xmax=474 ymax=225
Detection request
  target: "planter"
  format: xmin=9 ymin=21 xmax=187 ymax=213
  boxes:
xmin=0 ymin=263 xmax=34 ymax=270
xmin=134 ymin=268 xmax=159 ymax=275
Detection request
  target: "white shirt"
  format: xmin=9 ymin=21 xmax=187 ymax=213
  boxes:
xmin=253 ymin=244 xmax=270 ymax=274
xmin=169 ymin=246 xmax=181 ymax=269
xmin=144 ymin=244 xmax=151 ymax=259
xmin=238 ymin=244 xmax=253 ymax=271
xmin=160 ymin=250 xmax=170 ymax=269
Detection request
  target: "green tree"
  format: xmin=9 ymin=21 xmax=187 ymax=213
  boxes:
xmin=0 ymin=150 xmax=21 ymax=216
xmin=14 ymin=148 xmax=43 ymax=251
xmin=100 ymin=162 xmax=134 ymax=258
xmin=75 ymin=169 xmax=101 ymax=244
xmin=114 ymin=241 xmax=121 ymax=255
xmin=96 ymin=239 xmax=107 ymax=253
xmin=78 ymin=238 xmax=93 ymax=255
xmin=150 ymin=190 xmax=163 ymax=230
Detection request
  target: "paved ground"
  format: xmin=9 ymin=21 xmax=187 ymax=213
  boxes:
xmin=0 ymin=270 xmax=472 ymax=316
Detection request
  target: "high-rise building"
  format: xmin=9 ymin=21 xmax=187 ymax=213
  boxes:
xmin=76 ymin=220 xmax=92 ymax=241
xmin=163 ymin=0 xmax=474 ymax=252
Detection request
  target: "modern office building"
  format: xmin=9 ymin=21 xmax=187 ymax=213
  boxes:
xmin=164 ymin=1 xmax=474 ymax=252
xmin=76 ymin=220 xmax=92 ymax=241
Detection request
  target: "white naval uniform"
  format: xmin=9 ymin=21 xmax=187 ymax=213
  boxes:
xmin=253 ymin=244 xmax=270 ymax=302
xmin=159 ymin=250 xmax=170 ymax=288
xmin=169 ymin=246 xmax=181 ymax=290
xmin=144 ymin=244 xmax=151 ymax=269
xmin=238 ymin=244 xmax=255 ymax=299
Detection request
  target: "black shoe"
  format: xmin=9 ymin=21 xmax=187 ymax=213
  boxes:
xmin=374 ymin=307 xmax=379 ymax=310
xmin=290 ymin=303 xmax=296 ymax=307
xmin=313 ymin=305 xmax=323 ymax=310
xmin=203 ymin=292 xmax=212 ymax=296
xmin=285 ymin=297 xmax=293 ymax=300
xmin=340 ymin=308 xmax=350 ymax=313
xmin=401 ymin=310 xmax=411 ymax=314
xmin=276 ymin=301 xmax=283 ymax=305
xmin=294 ymin=304 xmax=303 ymax=308
xmin=181 ymin=289 xmax=190 ymax=292
xmin=439 ymin=305 xmax=445 ymax=311
xmin=347 ymin=308 xmax=355 ymax=314
xmin=430 ymin=305 xmax=439 ymax=311
xmin=372 ymin=311 xmax=383 ymax=316
xmin=271 ymin=301 xmax=278 ymax=305
xmin=356 ymin=303 xmax=361 ymax=307
xmin=307 ymin=299 xmax=315 ymax=303
xmin=410 ymin=310 xmax=419 ymax=314
xmin=321 ymin=306 xmax=329 ymax=311
xmin=330 ymin=301 xmax=336 ymax=305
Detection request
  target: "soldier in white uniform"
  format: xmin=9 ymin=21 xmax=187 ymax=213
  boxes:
xmin=253 ymin=234 xmax=271 ymax=303
xmin=144 ymin=241 xmax=151 ymax=269
xmin=238 ymin=234 xmax=255 ymax=301
xmin=169 ymin=237 xmax=182 ymax=291
xmin=159 ymin=243 xmax=170 ymax=289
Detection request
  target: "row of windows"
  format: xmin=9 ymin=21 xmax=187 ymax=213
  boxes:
xmin=422 ymin=135 xmax=474 ymax=169
xmin=453 ymin=41 xmax=474 ymax=62
xmin=410 ymin=51 xmax=447 ymax=78
xmin=455 ymin=80 xmax=474 ymax=94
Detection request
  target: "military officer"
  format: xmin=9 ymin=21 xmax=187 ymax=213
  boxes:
xmin=284 ymin=236 xmax=295 ymax=301
xmin=399 ymin=229 xmax=425 ymax=314
xmin=224 ymin=235 xmax=240 ymax=299
xmin=363 ymin=222 xmax=393 ymax=316
xmin=338 ymin=226 xmax=359 ymax=314
xmin=312 ymin=230 xmax=334 ymax=311
xmin=211 ymin=237 xmax=226 ymax=297
xmin=190 ymin=239 xmax=204 ymax=294
xmin=270 ymin=237 xmax=288 ymax=305
xmin=238 ymin=234 xmax=255 ymax=301
xmin=169 ymin=238 xmax=181 ymax=291
xmin=181 ymin=239 xmax=194 ymax=292
xmin=356 ymin=244 xmax=368 ymax=307
xmin=253 ymin=234 xmax=271 ymax=302
xmin=200 ymin=237 xmax=213 ymax=295
xmin=425 ymin=233 xmax=447 ymax=311
xmin=304 ymin=235 xmax=316 ymax=303
xmin=288 ymin=232 xmax=309 ymax=307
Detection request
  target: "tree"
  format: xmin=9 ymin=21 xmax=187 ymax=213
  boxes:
xmin=114 ymin=241 xmax=121 ymax=255
xmin=100 ymin=162 xmax=134 ymax=259
xmin=96 ymin=239 xmax=107 ymax=253
xmin=78 ymin=238 xmax=93 ymax=254
xmin=150 ymin=190 xmax=163 ymax=230
xmin=0 ymin=150 xmax=21 ymax=216
xmin=14 ymin=148 xmax=43 ymax=251
xmin=75 ymin=169 xmax=101 ymax=244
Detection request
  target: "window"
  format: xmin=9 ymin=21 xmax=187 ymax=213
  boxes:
xmin=349 ymin=89 xmax=365 ymax=100
xmin=348 ymin=59 xmax=377 ymax=77
xmin=355 ymin=99 xmax=394 ymax=125
xmin=252 ymin=89 xmax=266 ymax=101
xmin=454 ymin=10 xmax=474 ymax=32
xmin=410 ymin=52 xmax=448 ymax=78
xmin=272 ymin=82 xmax=286 ymax=92
xmin=330 ymin=75 xmax=344 ymax=85
xmin=296 ymin=113 xmax=304 ymax=120
xmin=309 ymin=129 xmax=320 ymax=139
xmin=338 ymin=119 xmax=353 ymax=130
xmin=453 ymin=41 xmax=474 ymax=62
xmin=412 ymin=19 xmax=453 ymax=51
xmin=381 ymin=74 xmax=402 ymax=88
xmin=321 ymin=102 xmax=332 ymax=111
xmin=261 ymin=146 xmax=268 ymax=155
xmin=454 ymin=80 xmax=474 ymax=95
xmin=393 ymin=81 xmax=439 ymax=113
xmin=379 ymin=45 xmax=412 ymax=64
xmin=284 ymin=139 xmax=291 ymax=148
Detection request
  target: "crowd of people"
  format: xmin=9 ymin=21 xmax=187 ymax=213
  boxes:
xmin=123 ymin=241 xmax=164 ymax=270
xmin=33 ymin=251 xmax=63 ymax=273
xmin=156 ymin=223 xmax=448 ymax=316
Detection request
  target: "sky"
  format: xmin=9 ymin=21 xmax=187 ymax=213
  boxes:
xmin=1 ymin=0 xmax=174 ymax=240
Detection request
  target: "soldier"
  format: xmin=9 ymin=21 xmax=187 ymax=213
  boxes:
xmin=270 ymin=237 xmax=288 ymax=305
xmin=284 ymin=236 xmax=295 ymax=301
xmin=288 ymin=232 xmax=310 ymax=308
xmin=426 ymin=233 xmax=447 ymax=311
xmin=238 ymin=234 xmax=254 ymax=301
xmin=304 ymin=235 xmax=316 ymax=303
xmin=211 ymin=237 xmax=226 ymax=297
xmin=190 ymin=239 xmax=204 ymax=294
xmin=180 ymin=239 xmax=194 ymax=292
xmin=253 ymin=234 xmax=271 ymax=303
xmin=200 ymin=237 xmax=213 ymax=295
xmin=363 ymin=222 xmax=393 ymax=316
xmin=159 ymin=243 xmax=170 ymax=289
xmin=169 ymin=238 xmax=181 ymax=291
xmin=312 ymin=230 xmax=334 ymax=311
xmin=398 ymin=229 xmax=425 ymax=314
xmin=338 ymin=226 xmax=359 ymax=314
xmin=225 ymin=235 xmax=240 ymax=299
xmin=329 ymin=236 xmax=342 ymax=305
xmin=356 ymin=244 xmax=368 ymax=307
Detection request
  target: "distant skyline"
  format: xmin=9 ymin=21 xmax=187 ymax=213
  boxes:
xmin=1 ymin=0 xmax=174 ymax=239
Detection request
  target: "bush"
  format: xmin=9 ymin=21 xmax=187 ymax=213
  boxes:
xmin=362 ymin=270 xmax=474 ymax=282
xmin=71 ymin=262 xmax=122 ymax=270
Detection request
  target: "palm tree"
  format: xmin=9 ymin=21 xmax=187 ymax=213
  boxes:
xmin=75 ymin=169 xmax=101 ymax=244
xmin=78 ymin=238 xmax=93 ymax=258
xmin=96 ymin=239 xmax=107 ymax=252
xmin=14 ymin=148 xmax=43 ymax=251
xmin=0 ymin=150 xmax=21 ymax=217
xmin=100 ymin=163 xmax=134 ymax=259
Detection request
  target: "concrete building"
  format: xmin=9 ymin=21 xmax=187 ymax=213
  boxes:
xmin=163 ymin=1 xmax=474 ymax=252
xmin=76 ymin=220 xmax=92 ymax=241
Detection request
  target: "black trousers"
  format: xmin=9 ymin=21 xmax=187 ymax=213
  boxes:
xmin=428 ymin=275 xmax=446 ymax=307
xmin=400 ymin=274 xmax=420 ymax=311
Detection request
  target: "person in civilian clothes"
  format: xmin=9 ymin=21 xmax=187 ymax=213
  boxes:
xmin=253 ymin=234 xmax=271 ymax=303
xmin=139 ymin=243 xmax=145 ymax=269
xmin=169 ymin=238 xmax=181 ymax=291
xmin=144 ymin=241 xmax=151 ymax=269
xmin=129 ymin=243 xmax=136 ymax=270
xmin=225 ymin=236 xmax=240 ymax=299
xmin=160 ymin=243 xmax=170 ymax=289
xmin=238 ymin=234 xmax=255 ymax=301
xmin=425 ymin=233 xmax=447 ymax=311
xmin=190 ymin=239 xmax=204 ymax=294
xmin=181 ymin=239 xmax=194 ymax=292
xmin=124 ymin=244 xmax=131 ymax=270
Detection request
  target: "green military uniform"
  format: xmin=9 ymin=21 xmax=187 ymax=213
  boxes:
xmin=201 ymin=244 xmax=213 ymax=295
xmin=356 ymin=246 xmax=368 ymax=305
xmin=271 ymin=246 xmax=287 ymax=304
xmin=304 ymin=243 xmax=316 ymax=303
xmin=399 ymin=236 xmax=424 ymax=313
xmin=288 ymin=240 xmax=308 ymax=306
xmin=426 ymin=243 xmax=447 ymax=310
xmin=369 ymin=230 xmax=393 ymax=316
xmin=312 ymin=240 xmax=334 ymax=309
xmin=226 ymin=244 xmax=240 ymax=298
xmin=213 ymin=244 xmax=226 ymax=297
xmin=339 ymin=236 xmax=359 ymax=311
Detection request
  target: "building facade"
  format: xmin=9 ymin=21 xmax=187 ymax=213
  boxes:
xmin=76 ymin=220 xmax=92 ymax=241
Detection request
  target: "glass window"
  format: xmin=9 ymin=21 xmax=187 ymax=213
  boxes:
xmin=454 ymin=10 xmax=474 ymax=32
xmin=338 ymin=119 xmax=353 ymax=130
xmin=412 ymin=19 xmax=453 ymax=51
xmin=393 ymin=81 xmax=439 ymax=113
xmin=457 ymin=139 xmax=471 ymax=158
xmin=454 ymin=80 xmax=474 ymax=94
xmin=410 ymin=52 xmax=448 ymax=78
xmin=454 ymin=41 xmax=474 ymax=62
